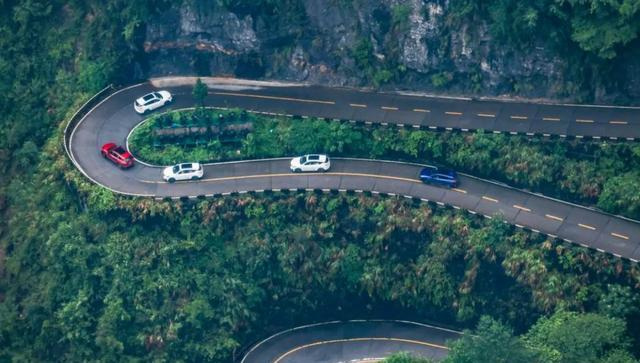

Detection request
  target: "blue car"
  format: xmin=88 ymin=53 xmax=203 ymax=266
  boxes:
xmin=419 ymin=167 xmax=459 ymax=188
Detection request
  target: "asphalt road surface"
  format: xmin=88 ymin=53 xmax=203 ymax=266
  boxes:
xmin=67 ymin=79 xmax=640 ymax=262
xmin=240 ymin=320 xmax=462 ymax=363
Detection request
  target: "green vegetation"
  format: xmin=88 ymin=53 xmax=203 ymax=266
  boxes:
xmin=450 ymin=0 xmax=640 ymax=59
xmin=446 ymin=316 xmax=537 ymax=363
xmin=384 ymin=352 xmax=434 ymax=362
xmin=446 ymin=312 xmax=638 ymax=363
xmin=2 ymin=1 xmax=640 ymax=361
xmin=192 ymin=78 xmax=208 ymax=107
xmin=130 ymin=108 xmax=640 ymax=220
xmin=448 ymin=0 xmax=640 ymax=101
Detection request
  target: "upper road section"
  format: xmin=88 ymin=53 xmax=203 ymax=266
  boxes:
xmin=67 ymin=78 xmax=640 ymax=262
xmin=152 ymin=77 xmax=640 ymax=140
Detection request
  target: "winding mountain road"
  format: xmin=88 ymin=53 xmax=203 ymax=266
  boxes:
xmin=66 ymin=78 xmax=640 ymax=262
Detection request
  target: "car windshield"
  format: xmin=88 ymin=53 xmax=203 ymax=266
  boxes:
xmin=299 ymin=156 xmax=306 ymax=163
xmin=421 ymin=168 xmax=435 ymax=175
xmin=172 ymin=165 xmax=180 ymax=173
xmin=114 ymin=146 xmax=126 ymax=154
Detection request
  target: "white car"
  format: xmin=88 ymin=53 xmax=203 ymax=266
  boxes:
xmin=290 ymin=154 xmax=331 ymax=172
xmin=163 ymin=163 xmax=204 ymax=183
xmin=134 ymin=90 xmax=172 ymax=114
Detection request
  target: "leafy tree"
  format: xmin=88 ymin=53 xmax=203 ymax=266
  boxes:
xmin=597 ymin=285 xmax=640 ymax=319
xmin=192 ymin=77 xmax=208 ymax=107
xmin=444 ymin=316 xmax=537 ymax=363
xmin=524 ymin=311 xmax=632 ymax=363
xmin=559 ymin=0 xmax=640 ymax=59
xmin=353 ymin=38 xmax=374 ymax=72
xmin=597 ymin=173 xmax=640 ymax=217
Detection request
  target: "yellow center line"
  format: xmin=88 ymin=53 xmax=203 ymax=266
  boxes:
xmin=452 ymin=188 xmax=467 ymax=194
xmin=609 ymin=120 xmax=628 ymax=125
xmin=445 ymin=111 xmax=463 ymax=116
xmin=578 ymin=223 xmax=596 ymax=231
xmin=543 ymin=117 xmax=561 ymax=121
xmin=545 ymin=214 xmax=564 ymax=222
xmin=413 ymin=108 xmax=430 ymax=113
xmin=513 ymin=204 xmax=531 ymax=212
xmin=381 ymin=106 xmax=399 ymax=111
xmin=212 ymin=91 xmax=335 ymax=105
xmin=482 ymin=196 xmax=499 ymax=203
xmin=141 ymin=171 xmax=424 ymax=185
xmin=611 ymin=232 xmax=629 ymax=240
xmin=510 ymin=115 xmax=528 ymax=120
xmin=349 ymin=103 xmax=367 ymax=108
xmin=477 ymin=113 xmax=496 ymax=118
xmin=576 ymin=119 xmax=594 ymax=123
xmin=274 ymin=337 xmax=449 ymax=363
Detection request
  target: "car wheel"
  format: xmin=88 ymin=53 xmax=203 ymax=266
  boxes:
xmin=168 ymin=178 xmax=175 ymax=183
xmin=101 ymin=151 xmax=107 ymax=158
xmin=191 ymin=176 xmax=199 ymax=180
xmin=321 ymin=168 xmax=328 ymax=172
xmin=294 ymin=168 xmax=302 ymax=173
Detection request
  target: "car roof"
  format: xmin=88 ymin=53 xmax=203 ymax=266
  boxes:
xmin=420 ymin=167 xmax=457 ymax=176
xmin=305 ymin=154 xmax=327 ymax=161
xmin=137 ymin=93 xmax=159 ymax=103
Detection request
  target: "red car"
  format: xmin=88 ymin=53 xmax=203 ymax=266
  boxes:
xmin=101 ymin=143 xmax=134 ymax=169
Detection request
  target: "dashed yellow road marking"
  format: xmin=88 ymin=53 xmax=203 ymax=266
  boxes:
xmin=413 ymin=108 xmax=430 ymax=113
xmin=611 ymin=232 xmax=629 ymax=240
xmin=578 ymin=223 xmax=596 ymax=231
xmin=445 ymin=111 xmax=463 ymax=116
xmin=513 ymin=204 xmax=531 ymax=212
xmin=545 ymin=214 xmax=564 ymax=222
xmin=349 ymin=103 xmax=367 ymax=108
xmin=510 ymin=115 xmax=528 ymax=120
xmin=482 ymin=196 xmax=499 ymax=203
xmin=381 ymin=106 xmax=398 ymax=111
xmin=477 ymin=113 xmax=495 ymax=118
xmin=543 ymin=117 xmax=561 ymax=121
xmin=609 ymin=120 xmax=628 ymax=125
xmin=452 ymin=188 xmax=467 ymax=194
xmin=576 ymin=119 xmax=594 ymax=123
xmin=274 ymin=337 xmax=449 ymax=363
xmin=212 ymin=91 xmax=335 ymax=105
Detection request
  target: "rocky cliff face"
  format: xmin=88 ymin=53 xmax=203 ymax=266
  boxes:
xmin=142 ymin=1 xmax=640 ymax=104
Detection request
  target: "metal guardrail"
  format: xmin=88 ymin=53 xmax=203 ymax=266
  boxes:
xmin=62 ymin=84 xmax=115 ymax=167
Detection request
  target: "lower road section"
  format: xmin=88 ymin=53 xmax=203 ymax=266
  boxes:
xmin=241 ymin=320 xmax=461 ymax=363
